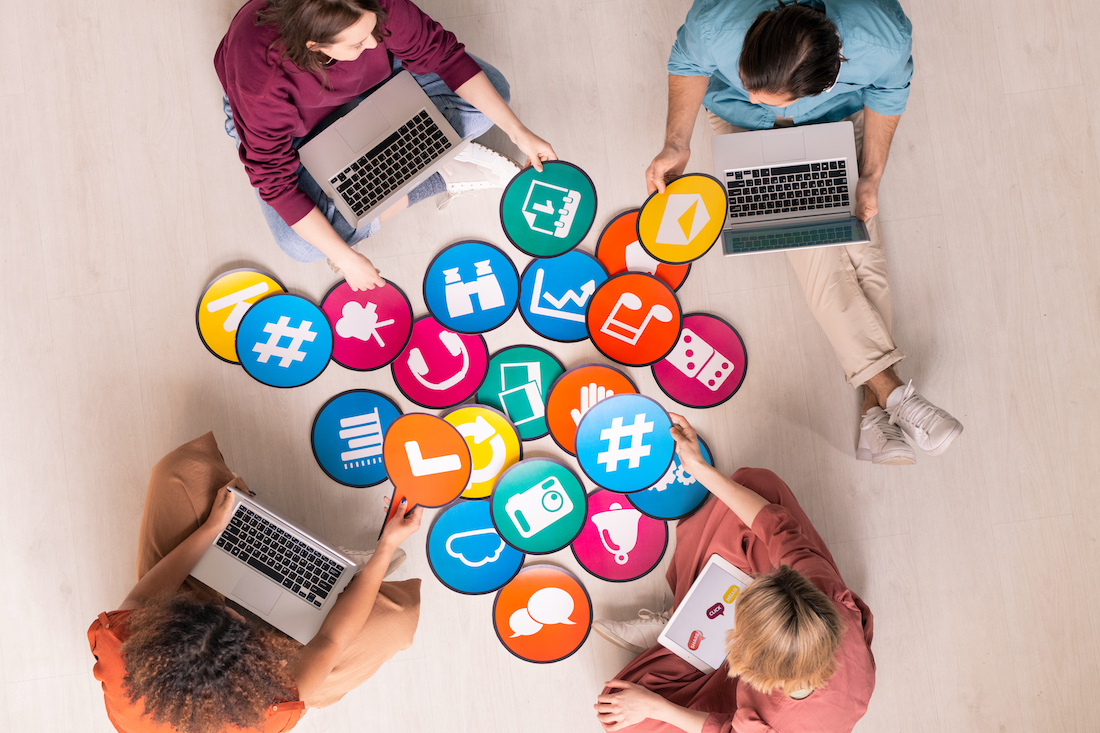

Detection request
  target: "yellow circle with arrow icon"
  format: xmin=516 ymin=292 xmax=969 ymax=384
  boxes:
xmin=443 ymin=405 xmax=522 ymax=499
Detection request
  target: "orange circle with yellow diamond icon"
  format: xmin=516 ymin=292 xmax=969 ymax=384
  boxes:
xmin=637 ymin=174 xmax=726 ymax=264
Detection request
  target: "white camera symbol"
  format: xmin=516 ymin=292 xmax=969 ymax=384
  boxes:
xmin=505 ymin=477 xmax=574 ymax=538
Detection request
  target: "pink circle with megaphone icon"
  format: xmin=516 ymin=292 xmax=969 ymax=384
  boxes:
xmin=571 ymin=489 xmax=668 ymax=582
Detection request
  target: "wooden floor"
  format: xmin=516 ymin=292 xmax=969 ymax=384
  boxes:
xmin=2 ymin=0 xmax=1098 ymax=731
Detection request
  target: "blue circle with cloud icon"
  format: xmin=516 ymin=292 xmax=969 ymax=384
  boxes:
xmin=518 ymin=251 xmax=608 ymax=342
xmin=427 ymin=499 xmax=525 ymax=595
xmin=627 ymin=437 xmax=713 ymax=519
xmin=311 ymin=390 xmax=403 ymax=487
xmin=423 ymin=241 xmax=519 ymax=334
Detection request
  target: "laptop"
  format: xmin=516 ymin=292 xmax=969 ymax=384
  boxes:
xmin=658 ymin=554 xmax=754 ymax=673
xmin=190 ymin=486 xmax=357 ymax=644
xmin=712 ymin=121 xmax=870 ymax=256
xmin=298 ymin=70 xmax=469 ymax=229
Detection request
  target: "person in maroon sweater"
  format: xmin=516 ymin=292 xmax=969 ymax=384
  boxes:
xmin=216 ymin=0 xmax=555 ymax=290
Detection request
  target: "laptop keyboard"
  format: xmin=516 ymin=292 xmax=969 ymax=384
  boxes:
xmin=329 ymin=109 xmax=451 ymax=218
xmin=216 ymin=505 xmax=347 ymax=608
xmin=725 ymin=159 xmax=849 ymax=219
xmin=725 ymin=223 xmax=861 ymax=254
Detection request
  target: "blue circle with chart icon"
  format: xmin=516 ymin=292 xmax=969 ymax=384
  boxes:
xmin=428 ymin=499 xmax=525 ymax=595
xmin=627 ymin=437 xmax=713 ymax=519
xmin=311 ymin=390 xmax=403 ymax=487
xmin=575 ymin=394 xmax=675 ymax=493
xmin=423 ymin=241 xmax=519 ymax=334
xmin=519 ymin=251 xmax=609 ymax=342
xmin=236 ymin=294 xmax=334 ymax=388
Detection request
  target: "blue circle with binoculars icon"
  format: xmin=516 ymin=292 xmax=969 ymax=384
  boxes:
xmin=427 ymin=500 xmax=525 ymax=595
xmin=423 ymin=241 xmax=519 ymax=334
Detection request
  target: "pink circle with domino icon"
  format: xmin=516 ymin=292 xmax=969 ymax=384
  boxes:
xmin=651 ymin=313 xmax=747 ymax=408
xmin=321 ymin=279 xmax=413 ymax=371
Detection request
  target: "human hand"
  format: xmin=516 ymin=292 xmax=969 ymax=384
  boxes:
xmin=203 ymin=479 xmax=254 ymax=534
xmin=571 ymin=383 xmax=614 ymax=426
xmin=854 ymin=175 xmax=879 ymax=221
xmin=511 ymin=127 xmax=557 ymax=173
xmin=339 ymin=251 xmax=385 ymax=291
xmin=645 ymin=143 xmax=691 ymax=195
xmin=668 ymin=412 xmax=705 ymax=470
xmin=595 ymin=680 xmax=666 ymax=730
xmin=379 ymin=498 xmax=423 ymax=548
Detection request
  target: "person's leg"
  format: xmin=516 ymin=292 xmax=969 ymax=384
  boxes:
xmin=409 ymin=54 xmax=510 ymax=141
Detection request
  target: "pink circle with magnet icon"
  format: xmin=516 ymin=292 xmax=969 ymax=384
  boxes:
xmin=570 ymin=489 xmax=667 ymax=582
xmin=651 ymin=313 xmax=747 ymax=408
xmin=321 ymin=280 xmax=413 ymax=371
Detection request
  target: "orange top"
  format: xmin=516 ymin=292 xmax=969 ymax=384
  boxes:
xmin=88 ymin=610 xmax=305 ymax=733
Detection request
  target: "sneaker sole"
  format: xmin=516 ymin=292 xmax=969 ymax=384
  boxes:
xmin=920 ymin=422 xmax=964 ymax=457
xmin=856 ymin=448 xmax=916 ymax=465
xmin=592 ymin=622 xmax=646 ymax=655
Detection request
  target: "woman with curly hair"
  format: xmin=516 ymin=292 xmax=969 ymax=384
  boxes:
xmin=88 ymin=433 xmax=422 ymax=733
xmin=591 ymin=414 xmax=876 ymax=732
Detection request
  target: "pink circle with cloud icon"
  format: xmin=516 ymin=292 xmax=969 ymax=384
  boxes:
xmin=322 ymin=280 xmax=413 ymax=371
xmin=571 ymin=489 xmax=667 ymax=582
xmin=651 ymin=313 xmax=747 ymax=408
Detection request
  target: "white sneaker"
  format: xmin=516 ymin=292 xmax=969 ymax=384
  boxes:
xmin=439 ymin=142 xmax=521 ymax=196
xmin=338 ymin=546 xmax=406 ymax=578
xmin=856 ymin=407 xmax=916 ymax=465
xmin=593 ymin=609 xmax=669 ymax=654
xmin=886 ymin=381 xmax=964 ymax=456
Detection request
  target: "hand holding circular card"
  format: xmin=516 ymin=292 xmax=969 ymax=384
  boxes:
xmin=382 ymin=414 xmax=471 ymax=524
xmin=595 ymin=210 xmax=690 ymax=291
xmin=490 ymin=458 xmax=587 ymax=555
xmin=321 ymin=279 xmax=413 ymax=371
xmin=586 ymin=273 xmax=682 ymax=367
xmin=500 ymin=161 xmax=597 ymax=257
xmin=637 ymin=173 xmax=726 ymax=264
xmin=571 ymin=489 xmax=668 ymax=582
xmin=493 ymin=564 xmax=593 ymax=663
xmin=628 ymin=436 xmax=714 ymax=520
xmin=476 ymin=346 xmax=564 ymax=441
xmin=197 ymin=269 xmax=285 ymax=364
xmin=545 ymin=364 xmax=638 ymax=455
xmin=236 ymin=294 xmax=333 ymax=388
xmin=575 ymin=394 xmax=675 ymax=493
xmin=427 ymin=500 xmax=524 ymax=595
xmin=652 ymin=313 xmax=747 ymax=408
xmin=443 ymin=405 xmax=522 ymax=499
xmin=392 ymin=316 xmax=488 ymax=409
xmin=311 ymin=390 xmax=402 ymax=487
xmin=423 ymin=241 xmax=519 ymax=334
xmin=518 ymin=250 xmax=608 ymax=342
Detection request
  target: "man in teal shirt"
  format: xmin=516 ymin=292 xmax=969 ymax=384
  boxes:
xmin=645 ymin=0 xmax=963 ymax=466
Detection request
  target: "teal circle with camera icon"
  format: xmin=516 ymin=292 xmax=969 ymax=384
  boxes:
xmin=490 ymin=458 xmax=588 ymax=554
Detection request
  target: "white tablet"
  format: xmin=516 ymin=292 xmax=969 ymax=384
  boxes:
xmin=658 ymin=554 xmax=754 ymax=673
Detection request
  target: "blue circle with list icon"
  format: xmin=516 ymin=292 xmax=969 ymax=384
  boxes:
xmin=575 ymin=394 xmax=675 ymax=493
xmin=423 ymin=241 xmax=519 ymax=334
xmin=518 ymin=251 xmax=609 ymax=342
xmin=628 ymin=437 xmax=713 ymax=519
xmin=311 ymin=390 xmax=403 ymax=488
xmin=427 ymin=499 xmax=525 ymax=595
xmin=236 ymin=294 xmax=334 ymax=388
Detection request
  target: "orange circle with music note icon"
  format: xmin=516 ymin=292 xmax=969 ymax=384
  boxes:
xmin=545 ymin=364 xmax=637 ymax=455
xmin=585 ymin=273 xmax=682 ymax=367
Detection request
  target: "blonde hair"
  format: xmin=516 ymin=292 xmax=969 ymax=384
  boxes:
xmin=725 ymin=565 xmax=845 ymax=695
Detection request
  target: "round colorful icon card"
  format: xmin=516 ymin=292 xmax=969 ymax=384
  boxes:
xmin=423 ymin=241 xmax=519 ymax=334
xmin=236 ymin=294 xmax=333 ymax=388
xmin=311 ymin=390 xmax=402 ymax=487
xmin=628 ymin=437 xmax=713 ymax=520
xmin=652 ymin=313 xmax=747 ymax=408
xmin=595 ymin=210 xmax=690 ymax=291
xmin=442 ymin=405 xmax=522 ymax=499
xmin=637 ymin=174 xmax=726 ymax=264
xmin=490 ymin=458 xmax=588 ymax=555
xmin=321 ymin=279 xmax=413 ymax=371
xmin=427 ymin=500 xmax=525 ymax=595
xmin=586 ymin=273 xmax=682 ymax=367
xmin=197 ymin=269 xmax=286 ymax=364
xmin=499 ymin=161 xmax=597 ymax=257
xmin=381 ymin=414 xmax=471 ymax=523
xmin=391 ymin=316 xmax=489 ymax=409
xmin=493 ymin=564 xmax=593 ymax=663
xmin=476 ymin=346 xmax=564 ymax=441
xmin=545 ymin=364 xmax=638 ymax=455
xmin=518 ymin=251 xmax=608 ymax=342
xmin=571 ymin=489 xmax=668 ymax=582
xmin=575 ymin=394 xmax=675 ymax=493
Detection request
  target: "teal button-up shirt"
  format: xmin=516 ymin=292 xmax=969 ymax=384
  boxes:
xmin=669 ymin=0 xmax=913 ymax=130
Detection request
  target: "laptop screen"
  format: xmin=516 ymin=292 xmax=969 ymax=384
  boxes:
xmin=723 ymin=217 xmax=868 ymax=256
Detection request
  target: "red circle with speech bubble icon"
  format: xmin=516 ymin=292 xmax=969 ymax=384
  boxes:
xmin=493 ymin=564 xmax=592 ymax=663
xmin=596 ymin=210 xmax=690 ymax=291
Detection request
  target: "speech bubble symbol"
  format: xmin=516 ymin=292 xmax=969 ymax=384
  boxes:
xmin=508 ymin=607 xmax=543 ymax=638
xmin=706 ymin=602 xmax=725 ymax=619
xmin=723 ymin=585 xmax=741 ymax=604
xmin=527 ymin=586 xmax=577 ymax=626
xmin=688 ymin=630 xmax=704 ymax=650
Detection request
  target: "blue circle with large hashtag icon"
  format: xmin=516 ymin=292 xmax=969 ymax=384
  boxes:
xmin=423 ymin=241 xmax=519 ymax=334
xmin=236 ymin=294 xmax=334 ymax=388
xmin=311 ymin=390 xmax=403 ymax=487
xmin=628 ymin=437 xmax=713 ymax=519
xmin=427 ymin=499 xmax=525 ymax=595
xmin=575 ymin=393 xmax=675 ymax=493
xmin=518 ymin=251 xmax=609 ymax=342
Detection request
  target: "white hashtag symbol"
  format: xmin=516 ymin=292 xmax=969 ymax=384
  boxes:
xmin=252 ymin=316 xmax=317 ymax=367
xmin=597 ymin=413 xmax=654 ymax=472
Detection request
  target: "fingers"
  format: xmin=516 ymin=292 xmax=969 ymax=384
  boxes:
xmin=603 ymin=679 xmax=633 ymax=690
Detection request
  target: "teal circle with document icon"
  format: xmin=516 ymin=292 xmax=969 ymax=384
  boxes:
xmin=476 ymin=346 xmax=565 ymax=441
xmin=518 ymin=251 xmax=609 ymax=342
xmin=423 ymin=241 xmax=519 ymax=334
xmin=311 ymin=390 xmax=403 ymax=488
xmin=575 ymin=394 xmax=675 ymax=493
xmin=627 ymin=436 xmax=713 ymax=519
xmin=499 ymin=161 xmax=597 ymax=257
xmin=427 ymin=499 xmax=525 ymax=595
xmin=490 ymin=458 xmax=588 ymax=554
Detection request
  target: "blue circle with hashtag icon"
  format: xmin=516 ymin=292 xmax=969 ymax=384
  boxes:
xmin=423 ymin=241 xmax=519 ymax=334
xmin=628 ymin=437 xmax=713 ymax=519
xmin=236 ymin=294 xmax=334 ymax=387
xmin=427 ymin=500 xmax=525 ymax=595
xmin=575 ymin=394 xmax=675 ymax=493
xmin=311 ymin=390 xmax=403 ymax=487
xmin=518 ymin=251 xmax=608 ymax=342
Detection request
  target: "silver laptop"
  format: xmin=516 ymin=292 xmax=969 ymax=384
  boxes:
xmin=190 ymin=487 xmax=356 ymax=644
xmin=298 ymin=70 xmax=469 ymax=228
xmin=712 ymin=120 xmax=870 ymax=256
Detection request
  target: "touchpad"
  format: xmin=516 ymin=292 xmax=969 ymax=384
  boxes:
xmin=231 ymin=572 xmax=281 ymax=615
xmin=762 ymin=131 xmax=807 ymax=164
xmin=336 ymin=103 xmax=390 ymax=153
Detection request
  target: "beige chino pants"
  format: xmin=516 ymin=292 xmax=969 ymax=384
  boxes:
xmin=707 ymin=110 xmax=905 ymax=387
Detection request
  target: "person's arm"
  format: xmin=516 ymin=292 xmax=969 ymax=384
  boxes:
xmin=595 ymin=680 xmax=710 ymax=732
xmin=286 ymin=499 xmax=423 ymax=702
xmin=853 ymin=107 xmax=901 ymax=221
xmin=290 ymin=208 xmax=386 ymax=290
xmin=117 ymin=482 xmax=244 ymax=611
xmin=453 ymin=72 xmax=557 ymax=172
xmin=645 ymin=75 xmax=710 ymax=195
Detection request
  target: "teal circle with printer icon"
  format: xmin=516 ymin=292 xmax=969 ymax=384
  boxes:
xmin=499 ymin=161 xmax=598 ymax=257
xmin=490 ymin=458 xmax=588 ymax=554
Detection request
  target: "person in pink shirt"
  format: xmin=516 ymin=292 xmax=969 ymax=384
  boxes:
xmin=593 ymin=414 xmax=876 ymax=732
xmin=215 ymin=0 xmax=556 ymax=290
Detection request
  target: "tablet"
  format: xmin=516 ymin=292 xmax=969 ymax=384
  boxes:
xmin=658 ymin=554 xmax=754 ymax=673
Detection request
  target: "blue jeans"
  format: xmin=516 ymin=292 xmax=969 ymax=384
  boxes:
xmin=224 ymin=55 xmax=510 ymax=262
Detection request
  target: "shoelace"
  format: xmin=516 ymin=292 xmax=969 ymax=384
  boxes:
xmin=632 ymin=608 xmax=669 ymax=625
xmin=887 ymin=381 xmax=943 ymax=435
xmin=861 ymin=411 xmax=906 ymax=449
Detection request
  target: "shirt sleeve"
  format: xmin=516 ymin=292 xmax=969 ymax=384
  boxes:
xmin=860 ymin=41 xmax=913 ymax=117
xmin=380 ymin=0 xmax=481 ymax=91
xmin=667 ymin=17 xmax=718 ymax=77
xmin=702 ymin=709 xmax=777 ymax=733
xmin=749 ymin=504 xmax=846 ymax=596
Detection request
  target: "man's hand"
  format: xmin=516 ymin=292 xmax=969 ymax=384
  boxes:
xmin=645 ymin=143 xmax=691 ymax=195
xmin=595 ymin=680 xmax=667 ymax=730
xmin=511 ymin=127 xmax=558 ymax=173
xmin=339 ymin=251 xmax=385 ymax=291
xmin=854 ymin=175 xmax=880 ymax=221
